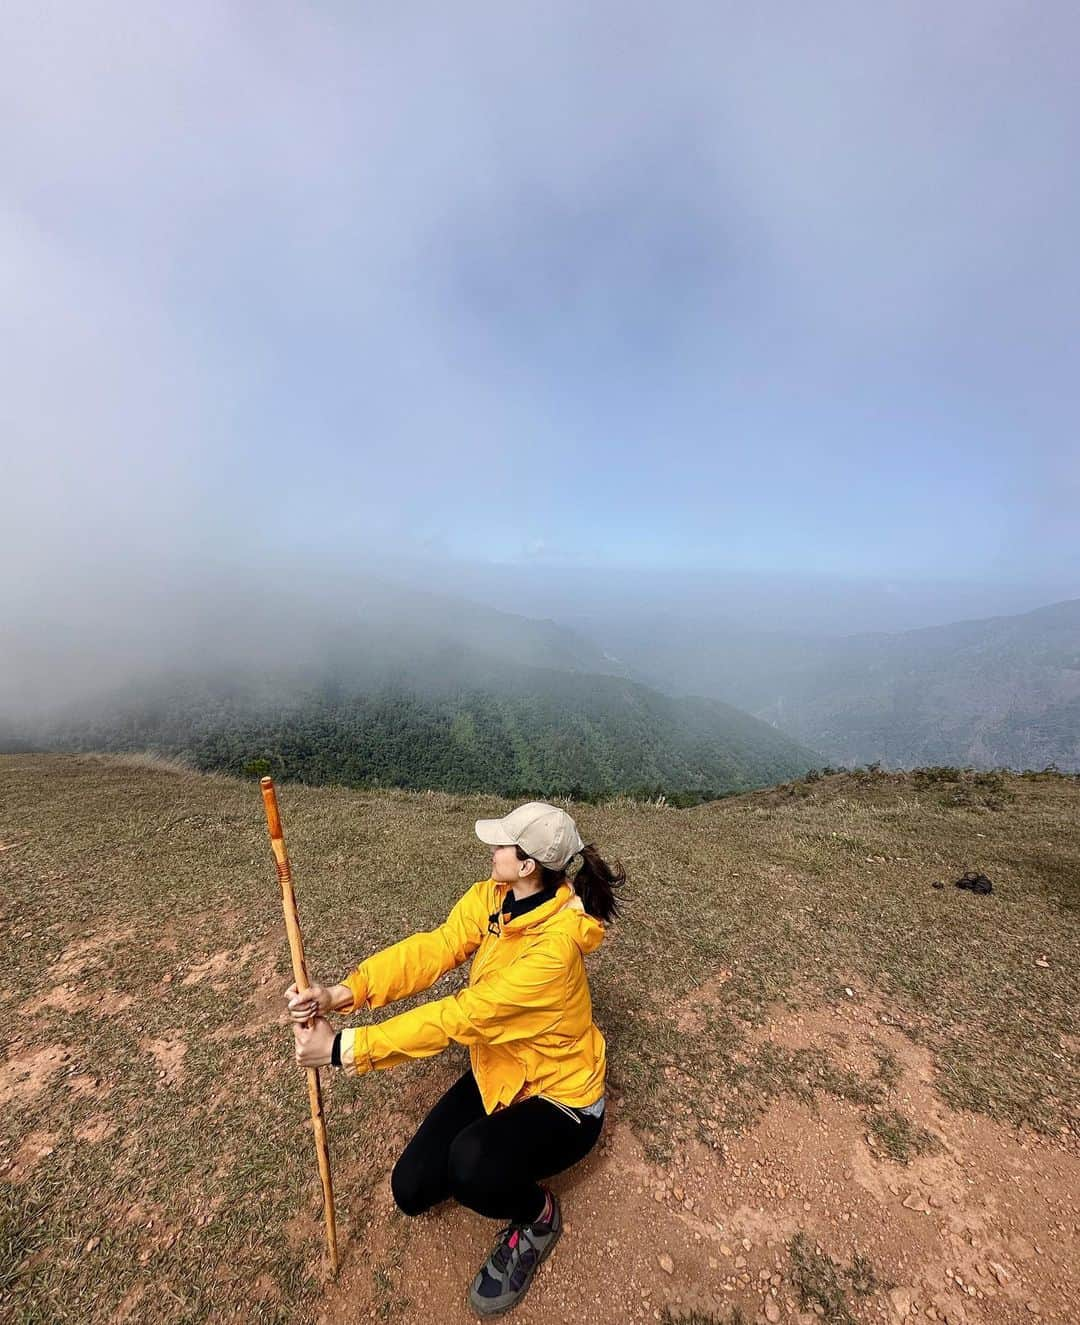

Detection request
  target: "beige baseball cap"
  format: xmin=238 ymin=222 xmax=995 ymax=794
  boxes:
xmin=475 ymin=801 xmax=585 ymax=870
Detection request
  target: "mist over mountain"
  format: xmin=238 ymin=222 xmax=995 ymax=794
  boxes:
xmin=1 ymin=570 xmax=816 ymax=800
xmin=6 ymin=560 xmax=1078 ymax=785
xmin=408 ymin=559 xmax=1079 ymax=638
xmin=0 ymin=568 xmax=625 ymax=720
xmin=596 ymin=597 xmax=1080 ymax=772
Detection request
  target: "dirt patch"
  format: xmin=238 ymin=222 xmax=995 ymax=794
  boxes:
xmin=180 ymin=942 xmax=259 ymax=988
xmin=252 ymin=1272 xmax=281 ymax=1303
xmin=33 ymin=985 xmax=83 ymax=1013
xmin=28 ymin=985 xmax=136 ymax=1017
xmin=0 ymin=1040 xmax=70 ymax=1107
xmin=144 ymin=1036 xmax=188 ymax=1086
xmin=1 ymin=1129 xmax=59 ymax=1183
xmin=209 ymin=942 xmax=287 ymax=1043
xmin=285 ymin=1210 xmax=324 ymax=1252
xmin=113 ymin=1285 xmax=148 ymax=1323
xmin=74 ymin=1115 xmax=119 ymax=1144
xmin=65 ymin=1073 xmax=104 ymax=1098
xmin=122 ymin=1199 xmax=183 ymax=1265
xmin=674 ymin=967 xmax=733 ymax=1034
xmin=47 ymin=926 xmax=137 ymax=984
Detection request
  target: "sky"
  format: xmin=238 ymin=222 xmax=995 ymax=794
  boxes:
xmin=2 ymin=2 xmax=1079 ymax=644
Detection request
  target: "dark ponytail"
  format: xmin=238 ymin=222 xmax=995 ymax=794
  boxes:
xmin=572 ymin=844 xmax=626 ymax=922
xmin=513 ymin=842 xmax=626 ymax=923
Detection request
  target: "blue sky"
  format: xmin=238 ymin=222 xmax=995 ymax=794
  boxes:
xmin=3 ymin=2 xmax=1078 ymax=612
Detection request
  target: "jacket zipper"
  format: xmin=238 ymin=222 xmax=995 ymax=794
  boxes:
xmin=474 ymin=885 xmax=586 ymax=1122
xmin=471 ymin=920 xmax=502 ymax=983
xmin=471 ymin=886 xmax=510 ymax=983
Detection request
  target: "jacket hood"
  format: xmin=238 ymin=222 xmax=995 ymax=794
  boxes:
xmin=493 ymin=879 xmax=606 ymax=955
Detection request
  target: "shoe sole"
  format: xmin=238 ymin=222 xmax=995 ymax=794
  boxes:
xmin=466 ymin=1219 xmax=563 ymax=1318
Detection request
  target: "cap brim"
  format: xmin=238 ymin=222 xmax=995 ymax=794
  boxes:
xmin=475 ymin=817 xmax=514 ymax=847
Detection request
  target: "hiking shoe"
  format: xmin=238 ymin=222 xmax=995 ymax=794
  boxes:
xmin=467 ymin=1189 xmax=562 ymax=1316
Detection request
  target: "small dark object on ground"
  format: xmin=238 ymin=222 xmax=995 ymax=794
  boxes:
xmin=931 ymin=880 xmax=944 ymax=889
xmin=955 ymin=871 xmax=993 ymax=895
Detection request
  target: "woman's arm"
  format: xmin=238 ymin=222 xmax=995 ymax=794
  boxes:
xmin=337 ymin=934 xmax=571 ymax=1074
xmin=335 ymin=878 xmax=491 ymax=1013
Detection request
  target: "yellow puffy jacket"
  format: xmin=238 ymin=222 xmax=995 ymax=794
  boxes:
xmin=336 ymin=877 xmax=606 ymax=1115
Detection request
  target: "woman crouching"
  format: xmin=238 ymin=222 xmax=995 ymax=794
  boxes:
xmin=286 ymin=801 xmax=624 ymax=1316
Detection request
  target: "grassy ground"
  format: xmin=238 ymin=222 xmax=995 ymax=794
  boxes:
xmin=1 ymin=754 xmax=1077 ymax=1322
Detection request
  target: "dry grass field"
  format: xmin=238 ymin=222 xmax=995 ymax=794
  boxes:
xmin=2 ymin=754 xmax=1078 ymax=1324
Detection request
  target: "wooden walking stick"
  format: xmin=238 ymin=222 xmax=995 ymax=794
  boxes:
xmin=260 ymin=776 xmax=340 ymax=1276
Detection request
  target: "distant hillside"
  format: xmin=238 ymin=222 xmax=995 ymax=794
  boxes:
xmin=9 ymin=646 xmax=820 ymax=801
xmin=603 ymin=598 xmax=1080 ymax=772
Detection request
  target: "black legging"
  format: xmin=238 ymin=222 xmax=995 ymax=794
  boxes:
xmin=391 ymin=1068 xmax=603 ymax=1225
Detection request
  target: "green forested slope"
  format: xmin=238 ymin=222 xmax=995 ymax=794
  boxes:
xmin=17 ymin=660 xmax=819 ymax=802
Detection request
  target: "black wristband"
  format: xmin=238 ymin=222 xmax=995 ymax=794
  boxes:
xmin=331 ymin=1032 xmax=342 ymax=1068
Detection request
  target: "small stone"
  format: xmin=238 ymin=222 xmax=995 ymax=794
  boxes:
xmin=1025 ymin=1302 xmax=1041 ymax=1316
xmin=672 ymin=1184 xmax=685 ymax=1201
xmin=735 ymin=1255 xmax=747 ymax=1268
xmin=888 ymin=1286 xmax=913 ymax=1318
xmin=765 ymin=1300 xmax=781 ymax=1323
xmin=84 ymin=1237 xmax=100 ymax=1253
xmin=742 ymin=1238 xmax=752 ymax=1251
xmin=658 ymin=1254 xmax=674 ymax=1275
xmin=720 ymin=1244 xmax=733 ymax=1257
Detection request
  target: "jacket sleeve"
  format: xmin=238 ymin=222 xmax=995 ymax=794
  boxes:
xmin=337 ymin=879 xmax=490 ymax=1013
xmin=338 ymin=936 xmax=569 ymax=1075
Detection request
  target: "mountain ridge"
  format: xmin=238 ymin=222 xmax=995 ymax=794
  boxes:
xmin=599 ymin=597 xmax=1080 ymax=772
